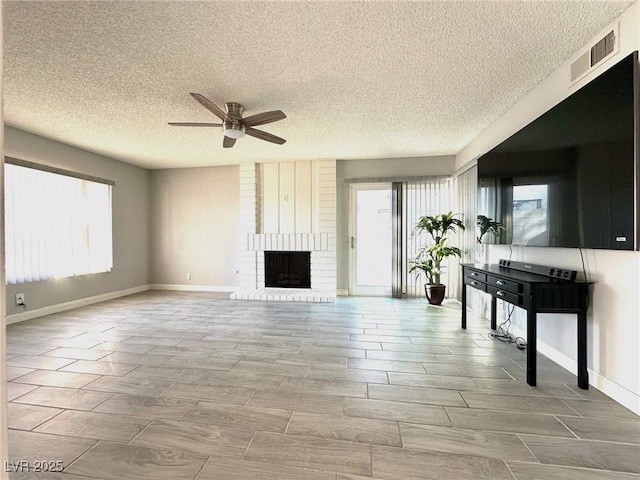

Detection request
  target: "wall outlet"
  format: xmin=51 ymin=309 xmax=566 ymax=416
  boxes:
xmin=16 ymin=293 xmax=25 ymax=305
xmin=186 ymin=273 xmax=191 ymax=280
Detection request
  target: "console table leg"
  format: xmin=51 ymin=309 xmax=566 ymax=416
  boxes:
xmin=526 ymin=300 xmax=537 ymax=387
xmin=577 ymin=309 xmax=589 ymax=389
xmin=461 ymin=284 xmax=467 ymax=330
xmin=490 ymin=296 xmax=497 ymax=330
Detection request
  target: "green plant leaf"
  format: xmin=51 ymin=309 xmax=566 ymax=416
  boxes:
xmin=410 ymin=212 xmax=465 ymax=285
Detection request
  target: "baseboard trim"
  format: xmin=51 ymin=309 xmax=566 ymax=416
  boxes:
xmin=6 ymin=285 xmax=151 ymax=325
xmin=588 ymin=370 xmax=640 ymax=415
xmin=337 ymin=289 xmax=349 ymax=296
xmin=511 ymin=324 xmax=639 ymax=415
xmin=149 ymin=284 xmax=237 ymax=293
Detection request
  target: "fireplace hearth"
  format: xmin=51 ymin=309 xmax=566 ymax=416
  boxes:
xmin=265 ymin=251 xmax=311 ymax=289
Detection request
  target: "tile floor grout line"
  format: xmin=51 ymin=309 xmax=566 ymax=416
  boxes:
xmin=192 ymin=455 xmax=213 ymax=480
xmin=282 ymin=409 xmax=294 ymax=435
xmin=89 ymin=391 xmax=118 ymax=411
xmin=553 ymin=415 xmax=580 ymax=439
xmin=27 ymin=407 xmax=67 ymax=433
xmin=515 ymin=433 xmax=543 ymax=464
xmin=240 ymin=430 xmax=259 ymax=459
xmin=442 ymin=405 xmax=454 ymax=427
xmin=502 ymin=459 xmax=519 ymax=480
xmin=243 ymin=388 xmax=259 ymax=407
xmin=558 ymin=396 xmax=583 ymax=417
xmin=395 ymin=420 xmax=404 ymax=449
xmin=127 ymin=418 xmax=155 ymax=445
xmin=79 ymin=373 xmax=107 ymax=392
xmin=501 ymin=366 xmax=517 ymax=381
xmin=59 ymin=438 xmax=102 ymax=473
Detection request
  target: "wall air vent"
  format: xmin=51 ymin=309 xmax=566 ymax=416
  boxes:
xmin=591 ymin=30 xmax=615 ymax=67
xmin=570 ymin=25 xmax=618 ymax=84
xmin=570 ymin=52 xmax=590 ymax=82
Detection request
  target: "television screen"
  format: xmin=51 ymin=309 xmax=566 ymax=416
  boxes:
xmin=477 ymin=51 xmax=638 ymax=250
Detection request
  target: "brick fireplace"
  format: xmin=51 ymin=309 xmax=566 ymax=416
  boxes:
xmin=230 ymin=161 xmax=337 ymax=302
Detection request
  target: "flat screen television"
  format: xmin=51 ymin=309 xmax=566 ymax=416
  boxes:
xmin=477 ymin=51 xmax=639 ymax=250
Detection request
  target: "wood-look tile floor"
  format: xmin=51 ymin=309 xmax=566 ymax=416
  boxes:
xmin=5 ymin=291 xmax=640 ymax=479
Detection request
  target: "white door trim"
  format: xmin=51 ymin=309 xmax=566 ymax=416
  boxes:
xmin=348 ymin=182 xmax=392 ymax=296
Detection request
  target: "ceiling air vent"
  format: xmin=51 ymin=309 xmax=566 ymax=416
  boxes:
xmin=570 ymin=26 xmax=618 ymax=84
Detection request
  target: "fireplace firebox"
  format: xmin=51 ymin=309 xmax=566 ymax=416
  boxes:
xmin=264 ymin=251 xmax=311 ymax=289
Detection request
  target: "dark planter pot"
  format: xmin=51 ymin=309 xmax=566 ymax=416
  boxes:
xmin=424 ymin=284 xmax=446 ymax=305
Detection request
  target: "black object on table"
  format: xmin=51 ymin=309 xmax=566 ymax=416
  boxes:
xmin=461 ymin=262 xmax=592 ymax=389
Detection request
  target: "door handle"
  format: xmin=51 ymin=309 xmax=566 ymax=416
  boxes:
xmin=351 ymin=236 xmax=356 ymax=249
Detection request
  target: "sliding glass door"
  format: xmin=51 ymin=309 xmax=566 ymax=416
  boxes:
xmin=348 ymin=178 xmax=459 ymax=298
xmin=349 ymin=183 xmax=392 ymax=296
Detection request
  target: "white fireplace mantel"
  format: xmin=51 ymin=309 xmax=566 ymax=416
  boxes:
xmin=247 ymin=233 xmax=329 ymax=252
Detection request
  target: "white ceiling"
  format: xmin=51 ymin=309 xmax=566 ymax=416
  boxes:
xmin=3 ymin=1 xmax=635 ymax=170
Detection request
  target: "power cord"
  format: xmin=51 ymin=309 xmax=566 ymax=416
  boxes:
xmin=17 ymin=298 xmax=27 ymax=310
xmin=579 ymin=248 xmax=589 ymax=281
xmin=488 ymin=304 xmax=527 ymax=350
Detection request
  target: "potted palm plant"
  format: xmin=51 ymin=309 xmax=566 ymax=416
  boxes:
xmin=409 ymin=211 xmax=465 ymax=305
xmin=475 ymin=215 xmax=505 ymax=265
xmin=477 ymin=215 xmax=505 ymax=243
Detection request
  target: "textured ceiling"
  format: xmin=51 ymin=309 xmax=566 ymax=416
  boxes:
xmin=4 ymin=1 xmax=635 ymax=169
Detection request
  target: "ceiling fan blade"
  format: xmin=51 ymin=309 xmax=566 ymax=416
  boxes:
xmin=241 ymin=110 xmax=286 ymax=127
xmin=245 ymin=127 xmax=286 ymax=145
xmin=168 ymin=122 xmax=222 ymax=127
xmin=190 ymin=93 xmax=228 ymax=121
xmin=223 ymin=136 xmax=236 ymax=148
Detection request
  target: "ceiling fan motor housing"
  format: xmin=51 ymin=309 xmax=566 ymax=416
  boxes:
xmin=223 ymin=103 xmax=245 ymax=138
xmin=224 ymin=102 xmax=244 ymax=119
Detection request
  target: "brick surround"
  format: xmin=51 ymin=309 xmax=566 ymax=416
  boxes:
xmin=230 ymin=161 xmax=337 ymax=302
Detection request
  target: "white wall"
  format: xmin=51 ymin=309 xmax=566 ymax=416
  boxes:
xmin=149 ymin=166 xmax=241 ymax=289
xmin=336 ymin=156 xmax=455 ymax=291
xmin=4 ymin=127 xmax=151 ymax=318
xmin=456 ymin=3 xmax=640 ymax=413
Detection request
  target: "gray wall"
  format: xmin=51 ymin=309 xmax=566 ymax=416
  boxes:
xmin=149 ymin=165 xmax=241 ymax=288
xmin=336 ymin=156 xmax=455 ymax=291
xmin=4 ymin=127 xmax=150 ymax=316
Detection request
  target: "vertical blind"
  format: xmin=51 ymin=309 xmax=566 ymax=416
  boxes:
xmin=458 ymin=163 xmax=493 ymax=316
xmin=456 ymin=165 xmax=478 ymax=301
xmin=402 ymin=178 xmax=459 ymax=297
xmin=5 ymin=163 xmax=113 ymax=284
xmin=458 ymin=165 xmax=478 ymax=265
xmin=391 ymin=182 xmax=403 ymax=298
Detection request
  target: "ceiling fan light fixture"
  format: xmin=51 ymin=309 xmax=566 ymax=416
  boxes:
xmin=224 ymin=128 xmax=245 ymax=139
xmin=223 ymin=121 xmax=245 ymax=139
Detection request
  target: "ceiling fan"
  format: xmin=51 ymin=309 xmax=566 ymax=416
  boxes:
xmin=168 ymin=93 xmax=286 ymax=148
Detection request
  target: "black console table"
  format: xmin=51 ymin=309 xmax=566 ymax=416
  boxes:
xmin=461 ymin=262 xmax=592 ymax=389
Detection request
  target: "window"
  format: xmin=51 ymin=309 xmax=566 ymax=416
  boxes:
xmin=512 ymin=184 xmax=548 ymax=246
xmin=5 ymin=161 xmax=113 ymax=284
